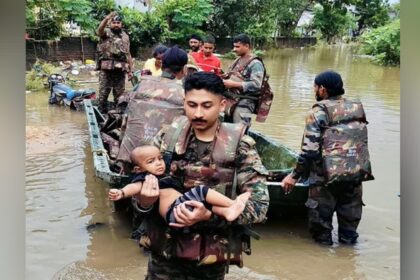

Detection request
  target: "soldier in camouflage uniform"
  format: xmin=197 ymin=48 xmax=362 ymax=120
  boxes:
xmin=282 ymin=70 xmax=368 ymax=245
xmin=223 ymin=34 xmax=265 ymax=127
xmin=116 ymin=46 xmax=189 ymax=167
xmin=133 ymin=72 xmax=269 ymax=280
xmin=96 ymin=12 xmax=133 ymax=113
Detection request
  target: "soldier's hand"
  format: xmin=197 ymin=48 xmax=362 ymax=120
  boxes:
xmin=135 ymin=174 xmax=159 ymax=208
xmin=281 ymin=174 xmax=297 ymax=195
xmin=107 ymin=11 xmax=117 ymax=19
xmin=170 ymin=201 xmax=211 ymax=228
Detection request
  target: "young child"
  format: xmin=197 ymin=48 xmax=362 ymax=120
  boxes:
xmin=108 ymin=145 xmax=251 ymax=224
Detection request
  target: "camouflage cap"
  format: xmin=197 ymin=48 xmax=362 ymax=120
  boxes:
xmin=111 ymin=15 xmax=122 ymax=22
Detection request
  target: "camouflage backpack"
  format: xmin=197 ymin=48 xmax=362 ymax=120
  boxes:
xmin=316 ymin=98 xmax=374 ymax=186
xmin=116 ymin=76 xmax=185 ymax=167
xmin=224 ymin=56 xmax=274 ymax=122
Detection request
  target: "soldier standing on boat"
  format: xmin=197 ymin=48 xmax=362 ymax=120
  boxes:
xmin=96 ymin=11 xmax=133 ymax=113
xmin=223 ymin=34 xmax=265 ymax=127
xmin=132 ymin=72 xmax=269 ymax=280
xmin=281 ymin=70 xmax=374 ymax=245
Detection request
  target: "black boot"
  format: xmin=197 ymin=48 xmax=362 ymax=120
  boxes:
xmin=338 ymin=229 xmax=359 ymax=244
xmin=312 ymin=232 xmax=333 ymax=246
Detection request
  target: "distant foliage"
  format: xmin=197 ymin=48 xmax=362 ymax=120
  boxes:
xmin=26 ymin=0 xmax=97 ymax=39
xmin=120 ymin=7 xmax=168 ymax=52
xmin=154 ymin=0 xmax=214 ymax=44
xmin=272 ymin=0 xmax=312 ymax=37
xmin=353 ymin=0 xmax=390 ymax=35
xmin=359 ymin=19 xmax=400 ymax=66
xmin=312 ymin=2 xmax=357 ymax=43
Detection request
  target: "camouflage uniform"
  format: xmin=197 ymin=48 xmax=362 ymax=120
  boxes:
xmin=97 ymin=27 xmax=131 ymax=113
xmin=116 ymin=71 xmax=185 ymax=165
xmin=226 ymin=56 xmax=265 ymax=126
xmin=141 ymin=116 xmax=269 ymax=279
xmin=291 ymin=96 xmax=364 ymax=244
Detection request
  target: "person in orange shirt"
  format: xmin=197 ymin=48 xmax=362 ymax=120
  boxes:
xmin=191 ymin=35 xmax=222 ymax=75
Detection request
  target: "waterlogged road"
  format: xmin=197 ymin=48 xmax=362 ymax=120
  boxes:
xmin=26 ymin=46 xmax=400 ymax=280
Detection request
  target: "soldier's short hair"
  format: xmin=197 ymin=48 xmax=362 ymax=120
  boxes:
xmin=314 ymin=70 xmax=345 ymax=96
xmin=184 ymin=72 xmax=225 ymax=97
xmin=233 ymin=34 xmax=251 ymax=47
xmin=203 ymin=35 xmax=216 ymax=45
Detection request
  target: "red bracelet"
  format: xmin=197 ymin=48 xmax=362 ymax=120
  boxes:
xmin=120 ymin=189 xmax=125 ymax=198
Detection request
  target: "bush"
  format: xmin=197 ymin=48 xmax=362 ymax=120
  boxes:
xmin=25 ymin=61 xmax=62 ymax=91
xmin=359 ymin=19 xmax=400 ymax=66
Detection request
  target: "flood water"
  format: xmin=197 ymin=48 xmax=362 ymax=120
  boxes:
xmin=26 ymin=46 xmax=400 ymax=280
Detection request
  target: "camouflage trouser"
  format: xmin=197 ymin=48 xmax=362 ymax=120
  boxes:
xmin=145 ymin=253 xmax=226 ymax=280
xmin=98 ymin=70 xmax=126 ymax=113
xmin=306 ymin=183 xmax=363 ymax=243
xmin=232 ymin=98 xmax=256 ymax=127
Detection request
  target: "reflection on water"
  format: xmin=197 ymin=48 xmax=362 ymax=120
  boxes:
xmin=26 ymin=46 xmax=399 ymax=280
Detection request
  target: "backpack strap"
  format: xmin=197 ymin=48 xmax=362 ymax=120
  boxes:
xmin=162 ymin=118 xmax=189 ymax=172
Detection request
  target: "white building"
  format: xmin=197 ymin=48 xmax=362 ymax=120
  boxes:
xmin=114 ymin=0 xmax=153 ymax=12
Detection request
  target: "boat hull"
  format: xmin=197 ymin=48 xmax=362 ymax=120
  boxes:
xmin=84 ymin=99 xmax=308 ymax=213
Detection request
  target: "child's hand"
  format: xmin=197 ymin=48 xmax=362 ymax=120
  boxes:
xmin=109 ymin=189 xmax=123 ymax=201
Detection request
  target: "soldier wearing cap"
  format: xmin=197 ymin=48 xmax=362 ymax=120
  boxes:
xmin=133 ymin=72 xmax=269 ymax=279
xmin=96 ymin=11 xmax=133 ymax=113
xmin=282 ymin=70 xmax=371 ymax=246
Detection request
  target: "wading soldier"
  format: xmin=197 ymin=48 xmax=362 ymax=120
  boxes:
xmin=282 ymin=70 xmax=374 ymax=245
xmin=223 ymin=34 xmax=265 ymax=127
xmin=96 ymin=12 xmax=133 ymax=113
xmin=133 ymin=72 xmax=269 ymax=279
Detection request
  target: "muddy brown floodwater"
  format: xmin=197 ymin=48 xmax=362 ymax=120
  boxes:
xmin=26 ymin=46 xmax=399 ymax=280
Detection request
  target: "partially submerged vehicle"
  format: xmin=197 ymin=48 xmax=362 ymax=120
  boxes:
xmin=84 ymin=90 xmax=308 ymax=214
xmin=48 ymin=73 xmax=96 ymax=110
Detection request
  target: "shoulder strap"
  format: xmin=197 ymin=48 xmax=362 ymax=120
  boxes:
xmin=162 ymin=117 xmax=189 ymax=172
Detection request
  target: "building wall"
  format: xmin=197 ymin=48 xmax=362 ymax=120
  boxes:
xmin=26 ymin=37 xmax=97 ymax=69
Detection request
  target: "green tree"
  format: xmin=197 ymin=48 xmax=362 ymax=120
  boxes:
xmin=353 ymin=0 xmax=390 ymax=35
xmin=206 ymin=0 xmax=277 ymax=44
xmin=272 ymin=0 xmax=314 ymax=37
xmin=359 ymin=19 xmax=399 ymax=66
xmin=154 ymin=0 xmax=214 ymax=44
xmin=312 ymin=0 xmax=357 ymax=43
xmin=243 ymin=0 xmax=277 ymax=43
xmin=120 ymin=7 xmax=168 ymax=52
xmin=26 ymin=0 xmax=97 ymax=39
xmin=206 ymin=0 xmax=247 ymax=38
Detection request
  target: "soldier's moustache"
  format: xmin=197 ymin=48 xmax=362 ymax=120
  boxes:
xmin=192 ymin=118 xmax=206 ymax=124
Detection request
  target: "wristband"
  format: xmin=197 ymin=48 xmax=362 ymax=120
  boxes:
xmin=120 ymin=189 xmax=125 ymax=199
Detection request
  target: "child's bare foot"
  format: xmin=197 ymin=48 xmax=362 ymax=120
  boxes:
xmin=224 ymin=192 xmax=251 ymax=222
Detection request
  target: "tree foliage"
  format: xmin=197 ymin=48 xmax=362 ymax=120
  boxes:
xmin=154 ymin=0 xmax=213 ymax=43
xmin=312 ymin=0 xmax=357 ymax=43
xmin=120 ymin=7 xmax=168 ymax=51
xmin=26 ymin=0 xmax=97 ymax=39
xmin=353 ymin=0 xmax=390 ymax=35
xmin=359 ymin=19 xmax=400 ymax=66
xmin=272 ymin=0 xmax=314 ymax=37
